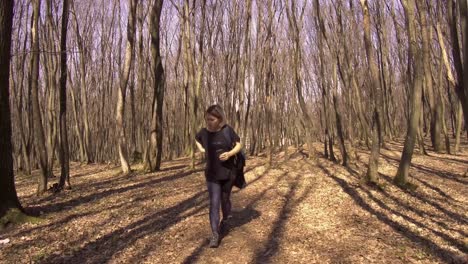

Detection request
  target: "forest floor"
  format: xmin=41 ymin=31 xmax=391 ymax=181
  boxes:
xmin=1 ymin=139 xmax=467 ymax=264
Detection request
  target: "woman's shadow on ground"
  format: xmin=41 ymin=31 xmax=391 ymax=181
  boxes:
xmin=220 ymin=206 xmax=261 ymax=239
xmin=182 ymin=206 xmax=261 ymax=264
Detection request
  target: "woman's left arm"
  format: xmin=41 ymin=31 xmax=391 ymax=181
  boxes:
xmin=219 ymin=142 xmax=242 ymax=161
xmin=228 ymin=142 xmax=242 ymax=157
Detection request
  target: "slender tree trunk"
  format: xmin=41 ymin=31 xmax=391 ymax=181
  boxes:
xmin=71 ymin=1 xmax=91 ymax=163
xmin=116 ymin=0 xmax=138 ymax=175
xmin=240 ymin=0 xmax=252 ymax=149
xmin=145 ymin=0 xmax=164 ymax=172
xmin=313 ymin=0 xmax=335 ymax=161
xmin=455 ymin=102 xmax=463 ymax=152
xmin=58 ymin=0 xmax=70 ymax=190
xmin=394 ymin=0 xmax=424 ymax=187
xmin=435 ymin=9 xmax=455 ymax=154
xmin=68 ymin=76 xmax=86 ymax=162
xmin=361 ymin=0 xmax=382 ymax=183
xmin=11 ymin=4 xmax=31 ymax=175
xmin=30 ymin=0 xmax=49 ymax=193
xmin=418 ymin=2 xmax=441 ymax=151
xmin=44 ymin=0 xmax=58 ymax=178
xmin=332 ymin=64 xmax=348 ymax=166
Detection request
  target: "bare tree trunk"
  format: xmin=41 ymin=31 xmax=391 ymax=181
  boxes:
xmin=68 ymin=75 xmax=86 ymax=162
xmin=448 ymin=0 xmax=468 ymax=127
xmin=44 ymin=0 xmax=59 ymax=178
xmin=460 ymin=0 xmax=468 ymax=126
xmin=191 ymin=0 xmax=206 ymax=168
xmin=116 ymin=0 xmax=138 ymax=175
xmin=11 ymin=3 xmax=31 ymax=175
xmin=30 ymin=0 xmax=49 ymax=193
xmin=240 ymin=0 xmax=252 ymax=150
xmin=332 ymin=64 xmax=348 ymax=166
xmin=435 ymin=6 xmax=455 ymax=154
xmin=313 ymin=0 xmax=335 ymax=161
xmin=71 ymin=1 xmax=91 ymax=163
xmin=144 ymin=0 xmax=164 ymax=172
xmin=286 ymin=0 xmax=314 ymax=159
xmin=0 ymin=0 xmax=24 ymax=217
xmin=394 ymin=0 xmax=424 ymax=187
xmin=417 ymin=2 xmax=441 ymax=152
xmin=58 ymin=0 xmax=71 ymax=190
xmin=455 ymin=102 xmax=463 ymax=152
xmin=360 ymin=0 xmax=382 ymax=183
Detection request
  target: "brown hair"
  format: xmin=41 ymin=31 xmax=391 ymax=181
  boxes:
xmin=205 ymin=104 xmax=226 ymax=126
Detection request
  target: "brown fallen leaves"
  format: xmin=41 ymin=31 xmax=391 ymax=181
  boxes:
xmin=0 ymin=140 xmax=467 ymax=264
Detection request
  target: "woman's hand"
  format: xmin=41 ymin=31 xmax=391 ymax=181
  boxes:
xmin=195 ymin=141 xmax=206 ymax=153
xmin=219 ymin=151 xmax=232 ymax=161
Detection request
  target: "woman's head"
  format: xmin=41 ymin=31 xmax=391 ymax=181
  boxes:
xmin=205 ymin=104 xmax=226 ymax=131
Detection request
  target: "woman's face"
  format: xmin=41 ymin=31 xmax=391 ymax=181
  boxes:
xmin=205 ymin=113 xmax=222 ymax=131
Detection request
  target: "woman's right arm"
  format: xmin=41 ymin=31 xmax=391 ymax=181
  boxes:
xmin=195 ymin=141 xmax=206 ymax=153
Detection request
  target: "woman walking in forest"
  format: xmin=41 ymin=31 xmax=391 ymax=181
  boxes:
xmin=195 ymin=105 xmax=243 ymax=248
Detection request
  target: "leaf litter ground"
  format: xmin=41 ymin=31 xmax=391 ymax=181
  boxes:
xmin=1 ymin=140 xmax=467 ymax=264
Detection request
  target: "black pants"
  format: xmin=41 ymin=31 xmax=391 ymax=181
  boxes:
xmin=206 ymin=178 xmax=234 ymax=234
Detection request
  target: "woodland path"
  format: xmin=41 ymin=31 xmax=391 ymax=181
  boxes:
xmin=1 ymin=141 xmax=467 ymax=264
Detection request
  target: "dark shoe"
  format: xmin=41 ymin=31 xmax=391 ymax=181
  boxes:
xmin=219 ymin=220 xmax=225 ymax=234
xmin=219 ymin=219 xmax=228 ymax=234
xmin=209 ymin=232 xmax=219 ymax=248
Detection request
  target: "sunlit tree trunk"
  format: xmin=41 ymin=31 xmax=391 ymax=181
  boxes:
xmin=30 ymin=0 xmax=50 ymax=193
xmin=394 ymin=0 xmax=424 ymax=187
xmin=360 ymin=0 xmax=382 ymax=183
xmin=116 ymin=0 xmax=138 ymax=175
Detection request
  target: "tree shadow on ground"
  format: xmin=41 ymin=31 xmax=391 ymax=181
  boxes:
xmin=426 ymin=153 xmax=468 ymax=166
xmin=379 ymin=152 xmax=468 ymax=185
xmin=27 ymin=168 xmax=203 ymax=216
xmin=377 ymin=153 xmax=468 ymax=223
xmin=181 ymin=164 xmax=291 ymax=263
xmin=252 ymin=165 xmax=314 ymax=263
xmin=252 ymin=173 xmax=308 ymax=263
xmin=39 ymin=189 xmax=208 ymax=264
xmin=181 ymin=207 xmax=261 ymax=264
xmin=313 ymin=160 xmax=465 ymax=262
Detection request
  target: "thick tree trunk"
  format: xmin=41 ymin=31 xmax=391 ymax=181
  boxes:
xmin=448 ymin=0 xmax=468 ymax=128
xmin=460 ymin=0 xmax=468 ymax=127
xmin=0 ymin=0 xmax=23 ymax=217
